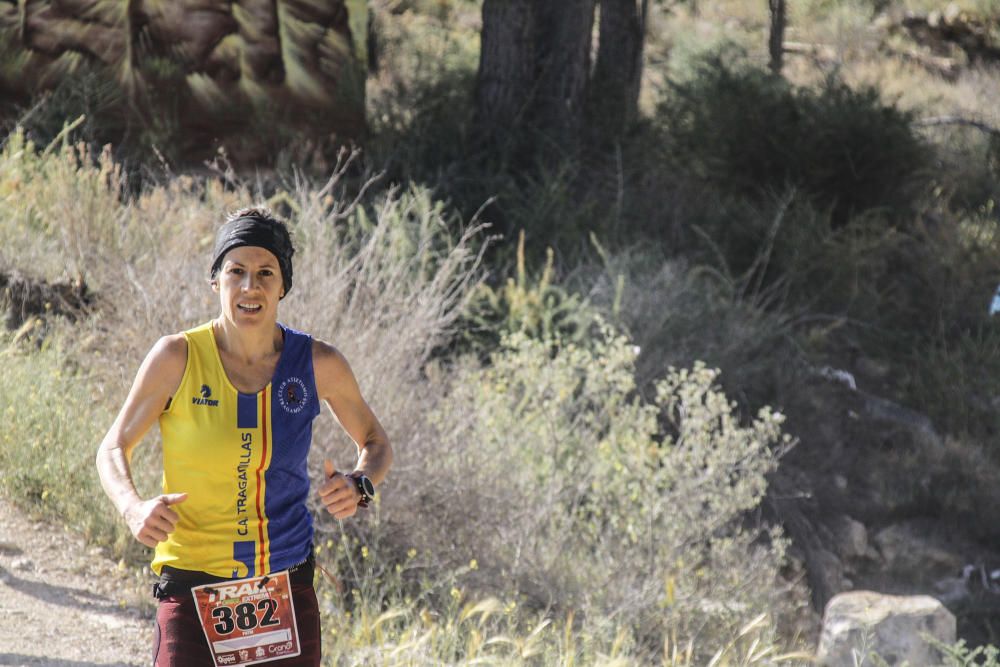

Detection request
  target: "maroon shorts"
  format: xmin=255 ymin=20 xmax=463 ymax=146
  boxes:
xmin=152 ymin=577 xmax=321 ymax=666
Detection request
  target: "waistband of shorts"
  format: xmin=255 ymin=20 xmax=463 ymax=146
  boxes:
xmin=153 ymin=552 xmax=315 ymax=600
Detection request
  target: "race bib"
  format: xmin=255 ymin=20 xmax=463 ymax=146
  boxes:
xmin=191 ymin=571 xmax=301 ymax=665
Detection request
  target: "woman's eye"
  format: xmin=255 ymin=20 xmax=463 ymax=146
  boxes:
xmin=229 ymin=267 xmax=244 ymax=275
xmin=260 ymin=270 xmax=273 ymax=277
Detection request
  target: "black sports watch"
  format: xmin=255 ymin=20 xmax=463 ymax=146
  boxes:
xmin=348 ymin=472 xmax=375 ymax=508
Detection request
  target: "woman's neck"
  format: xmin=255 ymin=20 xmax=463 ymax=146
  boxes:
xmin=212 ymin=317 xmax=282 ymax=363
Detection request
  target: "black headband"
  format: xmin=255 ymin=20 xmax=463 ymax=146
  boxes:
xmin=210 ymin=216 xmax=294 ymax=297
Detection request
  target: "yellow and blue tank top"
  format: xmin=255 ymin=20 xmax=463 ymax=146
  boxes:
xmin=152 ymin=321 xmax=321 ymax=578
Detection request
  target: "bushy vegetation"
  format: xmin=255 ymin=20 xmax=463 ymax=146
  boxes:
xmin=657 ymin=56 xmax=932 ymax=226
xmin=637 ymin=54 xmax=1000 ymax=454
xmin=934 ymin=639 xmax=1000 ymax=667
xmin=424 ymin=332 xmax=791 ymax=644
xmin=314 ymin=329 xmax=809 ymax=663
xmin=457 ymin=231 xmax=599 ymax=355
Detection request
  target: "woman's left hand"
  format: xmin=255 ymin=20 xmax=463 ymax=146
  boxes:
xmin=318 ymin=459 xmax=361 ymax=519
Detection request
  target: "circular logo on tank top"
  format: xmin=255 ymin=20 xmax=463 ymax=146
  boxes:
xmin=278 ymin=376 xmax=309 ymax=414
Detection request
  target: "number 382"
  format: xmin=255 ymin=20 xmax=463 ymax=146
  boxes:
xmin=212 ymin=599 xmax=280 ymax=634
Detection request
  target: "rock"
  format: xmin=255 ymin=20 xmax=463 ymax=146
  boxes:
xmin=932 ymin=574 xmax=969 ymax=606
xmin=817 ymin=591 xmax=955 ymax=667
xmin=832 ymin=515 xmax=869 ymax=560
xmin=0 ymin=541 xmax=23 ymax=556
xmin=856 ymin=356 xmax=891 ymax=382
xmin=11 ymin=557 xmax=34 ymax=572
xmin=809 ymin=548 xmax=853 ymax=605
xmin=875 ymin=522 xmax=967 ymax=584
xmin=858 ymin=393 xmax=941 ymax=451
xmin=943 ymin=2 xmax=962 ymax=25
xmin=934 ymin=564 xmax=1000 ymax=607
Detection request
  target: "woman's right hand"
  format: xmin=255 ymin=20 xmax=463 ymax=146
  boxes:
xmin=123 ymin=493 xmax=187 ymax=548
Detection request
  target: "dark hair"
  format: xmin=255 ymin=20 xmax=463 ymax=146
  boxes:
xmin=210 ymin=206 xmax=295 ymax=297
xmin=226 ymin=207 xmax=282 ymax=226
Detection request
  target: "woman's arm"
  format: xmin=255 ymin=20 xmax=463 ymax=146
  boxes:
xmin=95 ymin=334 xmax=188 ymax=548
xmin=313 ymin=339 xmax=393 ymax=519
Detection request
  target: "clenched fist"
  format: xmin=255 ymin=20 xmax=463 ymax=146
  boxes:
xmin=317 ymin=460 xmax=361 ymax=519
xmin=124 ymin=493 xmax=187 ymax=548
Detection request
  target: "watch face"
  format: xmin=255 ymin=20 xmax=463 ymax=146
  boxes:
xmin=360 ymin=476 xmax=376 ymax=498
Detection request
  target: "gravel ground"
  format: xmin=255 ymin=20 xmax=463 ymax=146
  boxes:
xmin=0 ymin=497 xmax=154 ymax=666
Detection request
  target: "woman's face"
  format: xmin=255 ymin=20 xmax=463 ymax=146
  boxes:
xmin=213 ymin=245 xmax=284 ymax=328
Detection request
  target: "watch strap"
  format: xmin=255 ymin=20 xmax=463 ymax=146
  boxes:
xmin=348 ymin=472 xmax=375 ymax=508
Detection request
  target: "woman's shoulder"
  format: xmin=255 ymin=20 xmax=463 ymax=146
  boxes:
xmin=127 ymin=333 xmax=190 ymax=403
xmin=144 ymin=333 xmax=189 ymax=375
xmin=157 ymin=321 xmax=217 ymax=360
xmin=310 ymin=337 xmax=346 ymax=365
xmin=310 ymin=338 xmax=356 ymax=396
xmin=157 ymin=331 xmax=189 ymax=353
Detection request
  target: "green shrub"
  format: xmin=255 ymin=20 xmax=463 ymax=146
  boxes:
xmin=388 ymin=327 xmax=797 ymax=660
xmin=927 ymin=638 xmax=1000 ymax=667
xmin=574 ymin=243 xmax=805 ymax=409
xmin=457 ymin=230 xmax=598 ymax=355
xmin=922 ymin=123 xmax=1000 ymax=218
xmin=657 ymin=57 xmax=932 ymax=226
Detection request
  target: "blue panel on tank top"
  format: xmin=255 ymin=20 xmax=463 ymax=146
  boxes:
xmin=263 ymin=324 xmax=320 ymax=571
xmin=237 ymin=392 xmax=257 ymax=429
xmin=233 ymin=540 xmax=256 ymax=578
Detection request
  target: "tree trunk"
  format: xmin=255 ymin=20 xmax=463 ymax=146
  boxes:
xmin=475 ymin=0 xmax=596 ymax=154
xmin=768 ymin=0 xmax=786 ymax=76
xmin=532 ymin=0 xmax=597 ymax=152
xmin=475 ymin=0 xmax=536 ymax=141
xmin=590 ymin=0 xmax=647 ymax=137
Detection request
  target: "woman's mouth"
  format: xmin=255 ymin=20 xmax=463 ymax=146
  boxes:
xmin=237 ymin=303 xmax=262 ymax=313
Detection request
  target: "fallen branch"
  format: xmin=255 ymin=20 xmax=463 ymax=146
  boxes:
xmin=913 ymin=115 xmax=1000 ymax=138
xmin=783 ymin=41 xmax=839 ymax=63
xmin=881 ymin=44 xmax=960 ymax=79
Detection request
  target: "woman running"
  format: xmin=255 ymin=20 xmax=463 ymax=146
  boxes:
xmin=96 ymin=208 xmax=392 ymax=666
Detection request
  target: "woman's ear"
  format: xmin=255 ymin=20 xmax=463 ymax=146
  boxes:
xmin=210 ymin=278 xmax=219 ymax=293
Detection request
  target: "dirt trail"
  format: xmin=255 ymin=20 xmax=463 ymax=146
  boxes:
xmin=0 ymin=497 xmax=152 ymax=666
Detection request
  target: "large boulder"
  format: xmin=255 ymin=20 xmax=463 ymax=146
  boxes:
xmin=817 ymin=591 xmax=955 ymax=666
